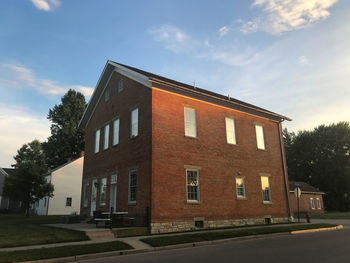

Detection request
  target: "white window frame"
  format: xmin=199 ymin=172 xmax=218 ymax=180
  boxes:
xmin=261 ymin=175 xmax=272 ymax=203
xmin=128 ymin=169 xmax=137 ymax=204
xmin=310 ymin=198 xmax=315 ymax=209
xmin=130 ymin=108 xmax=139 ymax=138
xmin=103 ymin=124 xmax=110 ymax=150
xmin=94 ymin=129 xmax=100 ymax=154
xmin=225 ymin=117 xmax=236 ymax=145
xmin=255 ymin=124 xmax=266 ymax=150
xmin=236 ymin=176 xmax=245 ymax=199
xmin=186 ymin=169 xmax=200 ymax=202
xmin=83 ymin=181 xmax=89 ymax=208
xmin=118 ymin=79 xmax=123 ymax=92
xmin=100 ymin=177 xmax=107 ymax=205
xmin=113 ymin=118 xmax=120 ymax=146
xmin=184 ymin=107 xmax=197 ymax=138
xmin=316 ymin=198 xmax=321 ymax=209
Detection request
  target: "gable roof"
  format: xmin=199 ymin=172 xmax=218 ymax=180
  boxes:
xmin=79 ymin=60 xmax=291 ymax=129
xmin=289 ymin=181 xmax=325 ymax=194
xmin=48 ymin=156 xmax=84 ymax=175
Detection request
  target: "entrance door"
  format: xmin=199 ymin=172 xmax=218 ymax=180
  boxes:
xmin=90 ymin=178 xmax=97 ymax=216
xmin=109 ymin=174 xmax=117 ymax=212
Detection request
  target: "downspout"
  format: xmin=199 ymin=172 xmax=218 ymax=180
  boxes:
xmin=277 ymin=121 xmax=292 ymax=221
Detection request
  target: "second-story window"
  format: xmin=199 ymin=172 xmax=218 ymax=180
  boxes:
xmin=184 ymin=107 xmax=197 ymax=138
xmin=118 ymin=79 xmax=124 ymax=92
xmin=94 ymin=129 xmax=100 ymax=154
xmin=255 ymin=124 xmax=265 ymax=150
xmin=225 ymin=117 xmax=236 ymax=144
xmin=104 ymin=89 xmax=110 ymax=102
xmin=113 ymin=118 xmax=120 ymax=146
xmin=130 ymin=108 xmax=138 ymax=138
xmin=103 ymin=124 xmax=109 ymax=150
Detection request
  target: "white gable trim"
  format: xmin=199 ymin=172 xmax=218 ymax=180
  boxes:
xmin=79 ymin=61 xmax=152 ymax=129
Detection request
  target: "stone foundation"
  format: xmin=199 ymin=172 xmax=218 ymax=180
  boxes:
xmin=150 ymin=217 xmax=289 ymax=234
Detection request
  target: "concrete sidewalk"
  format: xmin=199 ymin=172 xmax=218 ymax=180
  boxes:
xmin=0 ymin=221 xmax=328 ymax=252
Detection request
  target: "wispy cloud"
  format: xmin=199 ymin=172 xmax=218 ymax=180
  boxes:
xmin=149 ymin=25 xmax=193 ymax=53
xmin=218 ymin=26 xmax=230 ymax=38
xmin=0 ymin=64 xmax=93 ymax=98
xmin=240 ymin=0 xmax=338 ymax=35
xmin=31 ymin=0 xmax=61 ymax=11
xmin=298 ymin=55 xmax=311 ymax=66
xmin=0 ymin=104 xmax=50 ymax=167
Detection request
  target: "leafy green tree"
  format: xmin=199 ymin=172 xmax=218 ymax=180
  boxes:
xmin=3 ymin=140 xmax=54 ymax=217
xmin=284 ymin=122 xmax=350 ymax=211
xmin=42 ymin=89 xmax=86 ymax=168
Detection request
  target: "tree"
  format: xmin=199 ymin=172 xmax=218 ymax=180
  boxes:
xmin=42 ymin=89 xmax=86 ymax=168
xmin=284 ymin=122 xmax=350 ymax=211
xmin=3 ymin=140 xmax=54 ymax=217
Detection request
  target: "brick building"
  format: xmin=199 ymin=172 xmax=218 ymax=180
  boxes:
xmin=79 ymin=60 xmax=292 ymax=234
xmin=289 ymin=181 xmax=325 ymax=214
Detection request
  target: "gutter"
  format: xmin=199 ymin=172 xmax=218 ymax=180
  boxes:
xmin=277 ymin=122 xmax=292 ymax=220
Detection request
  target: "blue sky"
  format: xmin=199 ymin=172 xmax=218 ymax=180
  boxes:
xmin=0 ymin=0 xmax=348 ymax=167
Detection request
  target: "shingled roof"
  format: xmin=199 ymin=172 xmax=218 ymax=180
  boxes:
xmin=79 ymin=60 xmax=291 ymax=129
xmin=289 ymin=181 xmax=325 ymax=194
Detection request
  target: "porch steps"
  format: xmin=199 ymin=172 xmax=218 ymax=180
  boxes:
xmin=112 ymin=227 xmax=149 ymax=237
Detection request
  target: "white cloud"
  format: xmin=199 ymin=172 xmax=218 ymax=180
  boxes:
xmin=298 ymin=55 xmax=311 ymax=66
xmin=0 ymin=104 xmax=50 ymax=167
xmin=218 ymin=26 xmax=230 ymax=38
xmin=31 ymin=0 xmax=61 ymax=11
xmin=0 ymin=63 xmax=93 ymax=98
xmin=149 ymin=25 xmax=192 ymax=53
xmin=240 ymin=0 xmax=339 ymax=34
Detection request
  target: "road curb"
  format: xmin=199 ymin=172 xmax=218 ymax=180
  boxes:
xmin=290 ymin=225 xmax=343 ymax=235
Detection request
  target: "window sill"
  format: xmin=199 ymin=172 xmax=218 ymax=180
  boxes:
xmin=128 ymin=202 xmax=137 ymax=206
xmin=263 ymin=201 xmax=272 ymax=205
xmin=112 ymin=143 xmax=119 ymax=148
xmin=257 ymin=148 xmax=267 ymax=151
xmin=184 ymin=135 xmax=197 ymax=139
xmin=236 ymin=196 xmax=247 ymax=200
xmin=129 ymin=135 xmax=139 ymax=140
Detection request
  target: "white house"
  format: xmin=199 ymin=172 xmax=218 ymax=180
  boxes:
xmin=34 ymin=156 xmax=84 ymax=215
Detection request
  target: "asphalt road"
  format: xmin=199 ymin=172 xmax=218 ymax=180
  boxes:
xmin=78 ymin=227 xmax=350 ymax=263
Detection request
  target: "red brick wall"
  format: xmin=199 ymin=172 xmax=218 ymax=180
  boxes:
xmin=151 ymin=87 xmax=289 ymax=223
xmin=289 ymin=193 xmax=324 ymax=214
xmin=81 ymin=71 xmax=152 ymax=217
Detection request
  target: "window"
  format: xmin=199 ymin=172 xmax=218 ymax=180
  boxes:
xmin=113 ymin=118 xmax=120 ymax=146
xmin=66 ymin=197 xmax=72 ymax=207
xmin=255 ymin=124 xmax=265 ymax=150
xmin=130 ymin=108 xmax=138 ymax=137
xmin=261 ymin=176 xmax=271 ymax=203
xmin=316 ymin=198 xmax=322 ymax=209
xmin=94 ymin=129 xmax=100 ymax=154
xmin=310 ymin=198 xmax=315 ymax=209
xmin=187 ymin=169 xmax=200 ymax=202
xmin=236 ymin=177 xmax=245 ymax=198
xmin=118 ymin=79 xmax=123 ymax=92
xmin=104 ymin=89 xmax=110 ymax=102
xmin=184 ymin=107 xmax=197 ymax=138
xmin=128 ymin=169 xmax=137 ymax=204
xmin=103 ymin=124 xmax=110 ymax=150
xmin=225 ymin=117 xmax=236 ymax=144
xmin=100 ymin=178 xmax=107 ymax=205
xmin=83 ymin=181 xmax=89 ymax=207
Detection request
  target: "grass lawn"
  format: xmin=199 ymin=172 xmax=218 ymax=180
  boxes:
xmin=311 ymin=212 xmax=350 ymax=219
xmin=141 ymin=223 xmax=336 ymax=247
xmin=0 ymin=241 xmax=132 ymax=263
xmin=0 ymin=214 xmax=88 ymax=248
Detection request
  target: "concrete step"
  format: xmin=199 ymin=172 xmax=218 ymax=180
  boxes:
xmin=84 ymin=229 xmax=115 ymax=240
xmin=112 ymin=227 xmax=149 ymax=237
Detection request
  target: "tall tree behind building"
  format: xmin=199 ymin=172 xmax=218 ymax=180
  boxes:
xmin=42 ymin=89 xmax=86 ymax=168
xmin=284 ymin=122 xmax=350 ymax=211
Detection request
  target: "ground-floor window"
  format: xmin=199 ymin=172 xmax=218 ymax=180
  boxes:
xmin=316 ymin=198 xmax=322 ymax=209
xmin=261 ymin=175 xmax=271 ymax=203
xmin=66 ymin=197 xmax=72 ymax=207
xmin=187 ymin=169 xmax=200 ymax=202
xmin=128 ymin=169 xmax=137 ymax=204
xmin=310 ymin=198 xmax=315 ymax=209
xmin=100 ymin=178 xmax=107 ymax=205
xmin=83 ymin=180 xmax=89 ymax=207
xmin=236 ymin=177 xmax=245 ymax=198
